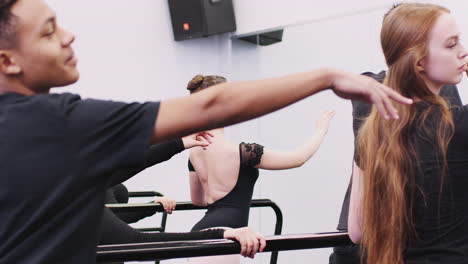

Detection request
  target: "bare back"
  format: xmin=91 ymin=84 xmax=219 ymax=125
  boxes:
xmin=189 ymin=136 xmax=240 ymax=204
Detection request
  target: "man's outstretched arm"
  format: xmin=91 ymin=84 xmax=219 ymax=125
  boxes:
xmin=153 ymin=68 xmax=412 ymax=143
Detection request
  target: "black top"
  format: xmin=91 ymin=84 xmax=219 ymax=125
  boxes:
xmin=400 ymin=103 xmax=468 ymax=263
xmin=106 ymin=138 xmax=185 ymax=223
xmin=336 ymin=71 xmax=463 ymax=231
xmin=189 ymin=142 xmax=264 ymax=230
xmin=0 ymin=93 xmax=158 ymax=264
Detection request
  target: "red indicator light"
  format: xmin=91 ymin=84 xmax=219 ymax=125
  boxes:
xmin=183 ymin=23 xmax=190 ymax=31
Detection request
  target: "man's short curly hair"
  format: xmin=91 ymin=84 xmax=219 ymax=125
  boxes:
xmin=0 ymin=0 xmax=19 ymax=49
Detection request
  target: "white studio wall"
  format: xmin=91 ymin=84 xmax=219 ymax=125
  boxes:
xmin=46 ymin=0 xmax=468 ymax=263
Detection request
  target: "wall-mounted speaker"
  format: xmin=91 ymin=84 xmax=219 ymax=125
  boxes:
xmin=168 ymin=0 xmax=236 ymax=41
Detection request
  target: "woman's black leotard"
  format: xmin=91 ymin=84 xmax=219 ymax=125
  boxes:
xmin=190 ymin=142 xmax=264 ymax=231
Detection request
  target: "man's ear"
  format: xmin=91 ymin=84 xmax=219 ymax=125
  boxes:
xmin=0 ymin=51 xmax=21 ymax=75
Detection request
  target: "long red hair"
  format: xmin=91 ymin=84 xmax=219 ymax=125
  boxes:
xmin=357 ymin=3 xmax=454 ymax=264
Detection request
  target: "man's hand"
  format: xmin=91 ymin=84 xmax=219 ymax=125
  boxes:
xmin=330 ymin=69 xmax=413 ymax=120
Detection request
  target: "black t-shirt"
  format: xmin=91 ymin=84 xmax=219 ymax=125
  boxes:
xmin=336 ymin=71 xmax=463 ymax=231
xmin=403 ymin=103 xmax=468 ymax=263
xmin=0 ymin=92 xmax=159 ymax=264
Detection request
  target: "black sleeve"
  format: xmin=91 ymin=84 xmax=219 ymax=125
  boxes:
xmin=351 ymin=100 xmax=373 ymax=138
xmin=60 ymin=94 xmax=159 ymax=185
xmin=104 ymin=183 xmax=157 ymax=224
xmin=354 ymin=71 xmax=383 ymax=137
xmin=116 ymin=202 xmax=158 ymax=224
xmin=362 ymin=70 xmax=386 ymax=82
xmin=336 ymin=71 xmax=383 ymax=231
xmin=108 ymin=138 xmax=185 ymax=186
xmin=240 ymin=143 xmax=264 ymax=168
xmin=336 ymin=100 xmax=371 ymax=230
xmin=352 ymin=100 xmax=373 ymax=168
xmin=145 ymin=139 xmax=185 ymax=166
xmin=336 ymin=172 xmax=354 ymax=231
xmin=352 ymin=71 xmax=383 ymax=165
xmin=99 ymin=208 xmax=225 ymax=245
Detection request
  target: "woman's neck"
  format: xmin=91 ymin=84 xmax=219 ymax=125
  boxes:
xmin=410 ymin=77 xmax=444 ymax=102
xmin=423 ymin=77 xmax=444 ymax=95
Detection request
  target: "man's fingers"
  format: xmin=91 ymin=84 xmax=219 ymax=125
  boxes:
xmin=382 ymin=95 xmax=400 ymax=119
xmin=379 ymin=84 xmax=412 ymax=119
xmin=382 ymin=85 xmax=413 ymax=105
xmin=376 ymin=87 xmax=399 ymax=120
xmin=371 ymin=93 xmax=390 ymax=120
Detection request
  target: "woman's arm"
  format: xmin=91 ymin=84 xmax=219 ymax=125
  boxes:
xmin=144 ymin=132 xmax=213 ymax=168
xmin=256 ymin=110 xmax=335 ymax=170
xmin=106 ymin=132 xmax=213 ymax=186
xmin=348 ymin=161 xmax=364 ymax=244
xmin=144 ymin=139 xmax=186 ymax=166
xmin=154 ymin=196 xmax=176 ymax=214
xmin=189 ymin=171 xmax=207 ymax=206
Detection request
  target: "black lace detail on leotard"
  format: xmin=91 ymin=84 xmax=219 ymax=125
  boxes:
xmin=240 ymin=142 xmax=264 ymax=168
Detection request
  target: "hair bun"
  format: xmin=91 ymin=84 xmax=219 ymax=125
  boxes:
xmin=187 ymin=74 xmax=204 ymax=91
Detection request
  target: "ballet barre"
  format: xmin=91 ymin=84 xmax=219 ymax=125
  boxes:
xmin=106 ymin=198 xmax=284 ymax=264
xmin=97 ymin=232 xmax=351 ymax=262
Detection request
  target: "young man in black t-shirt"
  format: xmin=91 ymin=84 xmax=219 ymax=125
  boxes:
xmin=0 ymin=0 xmax=412 ymax=263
